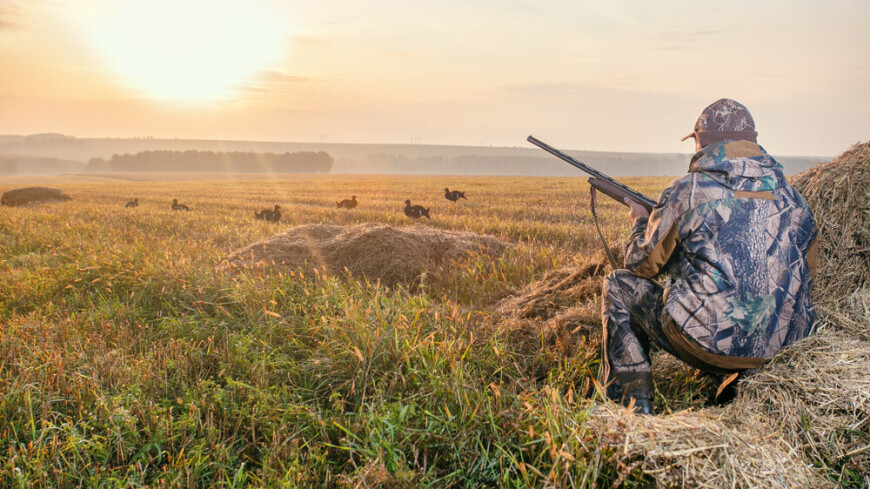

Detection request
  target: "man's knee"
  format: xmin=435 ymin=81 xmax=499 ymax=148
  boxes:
xmin=602 ymin=269 xmax=637 ymax=301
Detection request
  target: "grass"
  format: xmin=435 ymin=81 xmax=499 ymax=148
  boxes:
xmin=0 ymin=173 xmax=719 ymax=488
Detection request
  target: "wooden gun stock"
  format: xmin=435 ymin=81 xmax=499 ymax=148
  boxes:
xmin=588 ymin=177 xmax=654 ymax=213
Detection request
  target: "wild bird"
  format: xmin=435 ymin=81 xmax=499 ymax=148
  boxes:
xmin=404 ymin=200 xmax=430 ymax=219
xmin=444 ymin=188 xmax=467 ymax=202
xmin=171 ymin=199 xmax=190 ymax=211
xmin=336 ymin=195 xmax=358 ymax=209
xmin=124 ymin=198 xmax=139 ymax=208
xmin=254 ymin=204 xmax=282 ymax=223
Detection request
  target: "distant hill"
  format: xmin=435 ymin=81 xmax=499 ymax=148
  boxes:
xmin=0 ymin=134 xmax=828 ymax=176
xmin=0 ymin=153 xmax=85 ymax=176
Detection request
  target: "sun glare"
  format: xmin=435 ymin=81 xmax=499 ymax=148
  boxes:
xmin=94 ymin=0 xmax=285 ymax=100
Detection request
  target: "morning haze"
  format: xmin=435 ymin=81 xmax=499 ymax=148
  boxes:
xmin=1 ymin=1 xmax=868 ymax=160
xmin=0 ymin=134 xmax=825 ymax=177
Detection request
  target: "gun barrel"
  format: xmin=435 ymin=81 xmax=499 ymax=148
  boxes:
xmin=526 ymin=135 xmax=608 ymax=181
xmin=527 ymin=135 xmax=656 ymax=210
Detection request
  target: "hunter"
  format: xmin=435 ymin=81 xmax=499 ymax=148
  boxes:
xmin=601 ymin=98 xmax=818 ymax=414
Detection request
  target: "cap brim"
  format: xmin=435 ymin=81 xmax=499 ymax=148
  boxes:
xmin=680 ymin=132 xmax=695 ymax=142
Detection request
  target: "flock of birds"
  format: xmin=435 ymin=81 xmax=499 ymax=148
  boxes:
xmin=123 ymin=187 xmax=467 ymax=224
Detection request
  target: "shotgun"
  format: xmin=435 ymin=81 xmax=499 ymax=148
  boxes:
xmin=527 ymin=135 xmax=656 ymax=212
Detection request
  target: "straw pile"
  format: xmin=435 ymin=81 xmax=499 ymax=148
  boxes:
xmin=218 ymin=223 xmax=508 ymax=287
xmin=791 ymin=141 xmax=870 ymax=300
xmin=739 ymin=324 xmax=870 ymax=481
xmin=488 ymin=261 xmax=607 ymax=355
xmin=586 ymin=404 xmax=829 ymax=488
xmin=1 ymin=187 xmax=71 ymax=207
xmin=587 ymin=299 xmax=869 ymax=488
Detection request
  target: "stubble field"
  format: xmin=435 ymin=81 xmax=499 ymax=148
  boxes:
xmin=0 ymin=173 xmax=814 ymax=488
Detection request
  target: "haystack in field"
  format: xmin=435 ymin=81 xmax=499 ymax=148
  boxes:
xmin=1 ymin=187 xmax=71 ymax=207
xmin=218 ymin=223 xmax=508 ymax=287
xmin=791 ymin=141 xmax=870 ymax=300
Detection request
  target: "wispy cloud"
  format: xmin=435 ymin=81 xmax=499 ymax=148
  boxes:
xmin=0 ymin=2 xmax=22 ymax=30
xmin=501 ymin=81 xmax=589 ymax=96
xmin=500 ymin=79 xmax=640 ymax=98
xmin=233 ymin=71 xmax=321 ymax=95
xmin=289 ymin=34 xmax=333 ymax=49
xmin=252 ymin=70 xmax=318 ymax=84
xmin=651 ymin=28 xmax=727 ymax=51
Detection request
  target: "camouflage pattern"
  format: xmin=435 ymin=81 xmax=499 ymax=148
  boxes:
xmin=681 ymin=98 xmax=758 ymax=143
xmin=601 ymin=270 xmax=679 ymax=401
xmin=603 ymin=139 xmax=817 ymax=399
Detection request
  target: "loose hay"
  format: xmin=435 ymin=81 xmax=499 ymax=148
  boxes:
xmin=218 ymin=223 xmax=508 ymax=287
xmin=1 ymin=187 xmax=71 ymax=207
xmin=738 ymin=305 xmax=870 ymax=482
xmin=488 ymin=262 xmax=607 ymax=357
xmin=792 ymin=141 xmax=870 ymax=300
xmin=594 ymin=302 xmax=868 ymax=488
xmin=587 ymin=404 xmax=830 ymax=488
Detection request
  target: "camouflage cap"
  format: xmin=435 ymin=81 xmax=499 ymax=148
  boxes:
xmin=681 ymin=98 xmax=758 ymax=146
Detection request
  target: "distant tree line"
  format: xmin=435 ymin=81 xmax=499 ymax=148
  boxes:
xmin=0 ymin=160 xmax=18 ymax=176
xmin=85 ymin=150 xmax=333 ymax=174
xmin=347 ymin=153 xmax=575 ymax=175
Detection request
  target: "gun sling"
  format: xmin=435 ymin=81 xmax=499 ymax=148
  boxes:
xmin=589 ymin=186 xmax=620 ymax=270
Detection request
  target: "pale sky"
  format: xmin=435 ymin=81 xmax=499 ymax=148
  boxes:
xmin=1 ymin=0 xmax=868 ymax=156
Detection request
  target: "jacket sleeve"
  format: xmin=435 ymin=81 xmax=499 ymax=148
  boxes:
xmin=624 ymin=185 xmax=683 ymax=279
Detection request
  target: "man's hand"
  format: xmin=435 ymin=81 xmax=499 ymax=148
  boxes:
xmin=625 ymin=197 xmax=650 ymax=221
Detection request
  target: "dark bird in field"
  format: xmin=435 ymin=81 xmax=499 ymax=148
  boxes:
xmin=336 ymin=195 xmax=358 ymax=209
xmin=124 ymin=198 xmax=139 ymax=208
xmin=254 ymin=204 xmax=282 ymax=223
xmin=171 ymin=199 xmax=190 ymax=211
xmin=404 ymin=200 xmax=430 ymax=219
xmin=444 ymin=188 xmax=467 ymax=202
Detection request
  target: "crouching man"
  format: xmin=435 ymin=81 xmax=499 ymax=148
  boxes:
xmin=601 ymin=99 xmax=818 ymax=414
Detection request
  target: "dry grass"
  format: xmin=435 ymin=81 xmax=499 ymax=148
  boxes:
xmin=218 ymin=223 xmax=508 ymax=288
xmin=587 ymin=404 xmax=828 ymax=488
xmin=487 ymin=261 xmax=608 ymax=369
xmin=792 ymin=141 xmax=870 ymax=301
xmin=1 ymin=186 xmax=71 ymax=206
xmin=0 ymin=161 xmax=867 ymax=488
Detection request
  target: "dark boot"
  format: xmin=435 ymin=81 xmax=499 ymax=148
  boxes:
xmin=624 ymin=397 xmax=654 ymax=415
xmin=708 ymin=372 xmax=740 ymax=406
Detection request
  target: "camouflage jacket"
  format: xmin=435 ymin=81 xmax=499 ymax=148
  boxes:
xmin=625 ymin=140 xmax=818 ymax=359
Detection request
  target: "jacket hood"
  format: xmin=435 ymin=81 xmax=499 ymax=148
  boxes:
xmin=688 ymin=140 xmax=784 ymax=191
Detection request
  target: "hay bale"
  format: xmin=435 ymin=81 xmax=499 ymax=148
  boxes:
xmin=1 ymin=187 xmax=71 ymax=207
xmin=218 ymin=223 xmax=508 ymax=287
xmin=737 ymin=306 xmax=870 ymax=480
xmin=587 ymin=404 xmax=830 ymax=488
xmin=581 ymin=301 xmax=867 ymax=487
xmin=791 ymin=141 xmax=870 ymax=299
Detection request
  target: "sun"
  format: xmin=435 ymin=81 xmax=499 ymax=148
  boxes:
xmin=94 ymin=0 xmax=285 ymax=100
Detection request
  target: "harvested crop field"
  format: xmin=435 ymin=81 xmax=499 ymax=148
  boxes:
xmin=0 ymin=158 xmax=867 ymax=488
